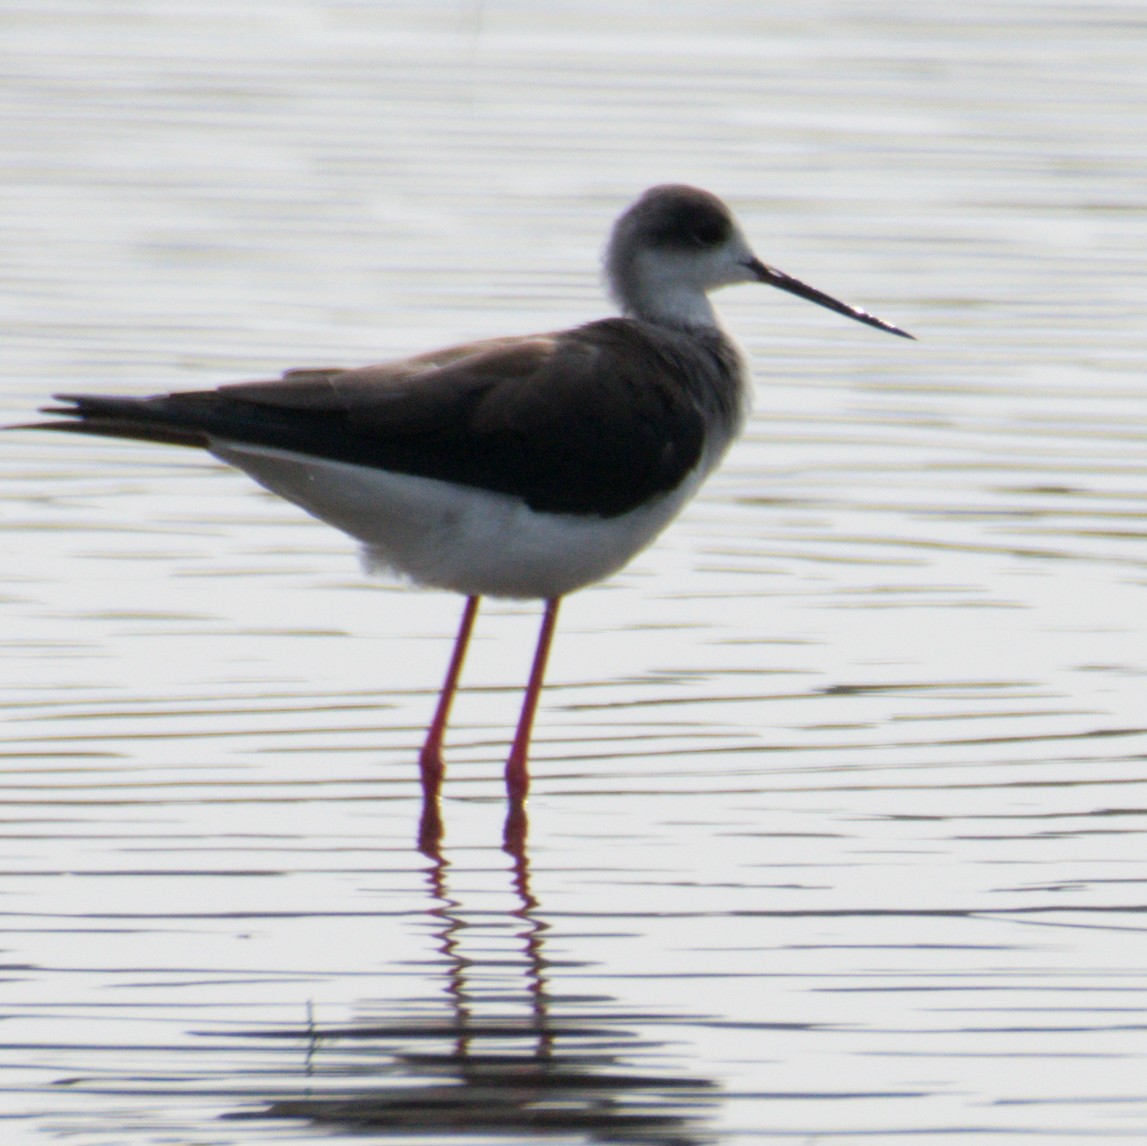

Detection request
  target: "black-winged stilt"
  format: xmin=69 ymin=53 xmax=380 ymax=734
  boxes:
xmin=28 ymin=185 xmax=912 ymax=835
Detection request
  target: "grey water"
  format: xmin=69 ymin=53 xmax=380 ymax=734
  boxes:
xmin=3 ymin=2 xmax=1147 ymax=1142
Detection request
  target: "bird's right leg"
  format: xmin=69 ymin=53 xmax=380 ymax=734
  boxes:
xmin=419 ymin=594 xmax=481 ymax=793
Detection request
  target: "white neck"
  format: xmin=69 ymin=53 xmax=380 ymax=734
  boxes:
xmin=624 ymin=283 xmax=718 ymax=329
xmin=615 ymin=252 xmax=721 ymax=330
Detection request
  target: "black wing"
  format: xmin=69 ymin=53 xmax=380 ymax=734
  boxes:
xmin=37 ymin=320 xmax=707 ymax=518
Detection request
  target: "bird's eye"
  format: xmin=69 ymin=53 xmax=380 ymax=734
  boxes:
xmin=688 ymin=217 xmax=727 ymax=246
xmin=642 ymin=196 xmax=733 ymax=251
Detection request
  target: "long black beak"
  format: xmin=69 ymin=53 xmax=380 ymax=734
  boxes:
xmin=746 ymin=256 xmax=914 ymax=340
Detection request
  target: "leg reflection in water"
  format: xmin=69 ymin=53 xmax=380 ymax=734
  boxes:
xmin=226 ymin=812 xmax=719 ymax=1142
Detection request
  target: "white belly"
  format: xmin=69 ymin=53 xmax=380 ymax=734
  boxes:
xmin=209 ymin=441 xmax=708 ymax=599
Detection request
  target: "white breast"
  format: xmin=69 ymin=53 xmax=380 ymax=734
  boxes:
xmin=210 ymin=441 xmax=714 ymax=599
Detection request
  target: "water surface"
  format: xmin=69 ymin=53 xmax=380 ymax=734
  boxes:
xmin=4 ymin=2 xmax=1147 ymax=1142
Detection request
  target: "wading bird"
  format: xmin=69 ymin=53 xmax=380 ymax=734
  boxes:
xmin=29 ymin=185 xmax=912 ymax=844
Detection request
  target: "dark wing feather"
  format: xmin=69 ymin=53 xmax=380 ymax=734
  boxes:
xmin=36 ymin=320 xmax=707 ymax=518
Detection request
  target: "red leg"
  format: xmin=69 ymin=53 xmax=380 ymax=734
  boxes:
xmin=504 ymin=597 xmax=561 ymax=804
xmin=503 ymin=798 xmax=529 ymax=857
xmin=419 ymin=595 xmax=480 ymax=794
xmin=418 ymin=791 xmax=444 ymax=859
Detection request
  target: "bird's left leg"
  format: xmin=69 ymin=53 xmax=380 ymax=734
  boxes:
xmin=504 ymin=596 xmax=561 ymax=805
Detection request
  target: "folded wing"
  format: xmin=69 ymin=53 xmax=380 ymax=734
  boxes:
xmin=39 ymin=320 xmax=707 ymax=518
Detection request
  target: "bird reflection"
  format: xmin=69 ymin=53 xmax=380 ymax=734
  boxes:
xmin=229 ymin=819 xmax=718 ymax=1143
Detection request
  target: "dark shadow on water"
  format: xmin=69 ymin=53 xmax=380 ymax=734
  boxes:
xmin=224 ymin=812 xmax=720 ymax=1144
